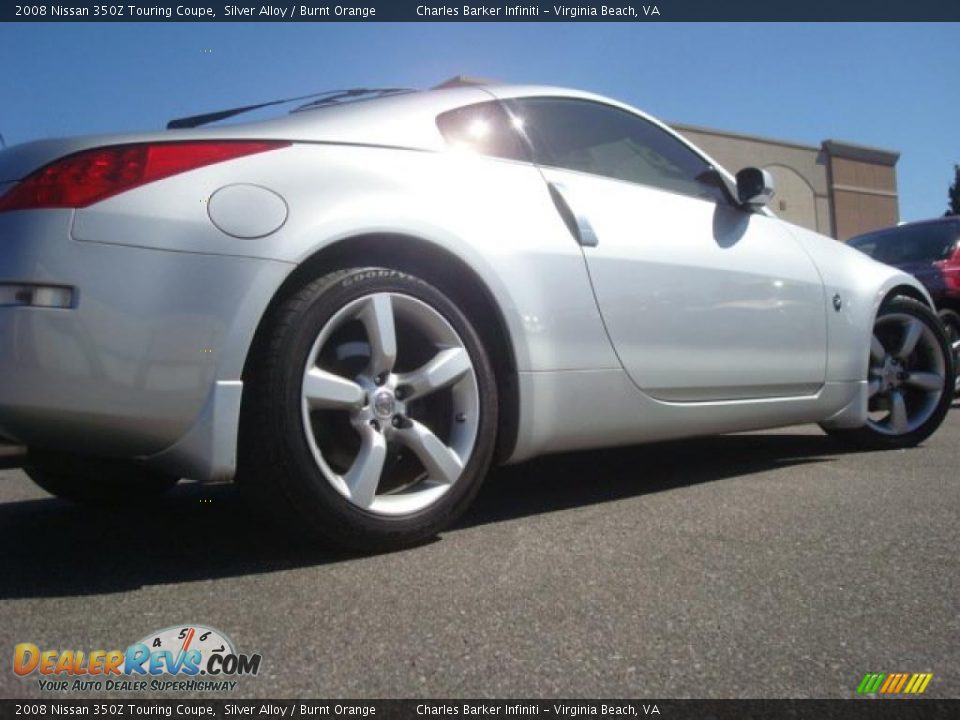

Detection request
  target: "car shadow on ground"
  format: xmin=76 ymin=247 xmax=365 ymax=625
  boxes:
xmin=0 ymin=431 xmax=859 ymax=599
xmin=460 ymin=431 xmax=835 ymax=529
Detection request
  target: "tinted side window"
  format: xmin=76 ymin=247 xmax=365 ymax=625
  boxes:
xmin=436 ymin=101 xmax=529 ymax=162
xmin=507 ymin=97 xmax=727 ymax=204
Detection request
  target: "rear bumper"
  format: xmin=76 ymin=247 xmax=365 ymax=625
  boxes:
xmin=0 ymin=210 xmax=291 ymax=479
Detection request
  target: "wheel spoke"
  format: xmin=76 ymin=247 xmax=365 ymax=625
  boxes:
xmin=395 ymin=420 xmax=463 ymax=484
xmin=343 ymin=430 xmax=387 ymax=508
xmin=360 ymin=294 xmax=397 ymax=378
xmin=896 ymin=319 xmax=923 ymax=360
xmin=301 ymin=289 xmax=481 ymax=516
xmin=903 ymin=371 xmax=944 ymax=392
xmin=303 ymin=368 xmax=365 ymax=410
xmin=396 ymin=347 xmax=472 ymax=401
xmin=870 ymin=335 xmax=886 ymax=364
xmin=867 ymin=379 xmax=882 ymax=398
xmin=889 ymin=390 xmax=909 ymax=434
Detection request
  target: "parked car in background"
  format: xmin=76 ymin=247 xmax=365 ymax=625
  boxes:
xmin=848 ymin=217 xmax=960 ymax=392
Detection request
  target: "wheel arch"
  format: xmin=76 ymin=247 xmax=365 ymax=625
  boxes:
xmin=881 ymin=283 xmax=934 ymax=310
xmin=240 ymin=232 xmax=522 ymax=463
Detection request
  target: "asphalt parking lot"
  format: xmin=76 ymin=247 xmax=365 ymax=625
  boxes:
xmin=1 ymin=402 xmax=957 ymax=700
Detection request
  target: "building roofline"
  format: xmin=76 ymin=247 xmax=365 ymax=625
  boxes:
xmin=669 ymin=121 xmax=822 ymax=153
xmin=432 ymin=75 xmax=501 ymax=89
xmin=671 ymin=124 xmax=900 ymax=167
xmin=822 ymin=139 xmax=899 ymax=166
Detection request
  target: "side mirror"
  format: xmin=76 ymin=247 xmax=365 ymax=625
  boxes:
xmin=736 ymin=167 xmax=775 ymax=208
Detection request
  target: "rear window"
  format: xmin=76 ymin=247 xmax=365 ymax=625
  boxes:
xmin=436 ymin=101 xmax=530 ymax=162
xmin=849 ymin=223 xmax=959 ymax=264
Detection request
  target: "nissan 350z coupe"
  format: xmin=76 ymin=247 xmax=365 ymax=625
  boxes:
xmin=0 ymin=82 xmax=953 ymax=549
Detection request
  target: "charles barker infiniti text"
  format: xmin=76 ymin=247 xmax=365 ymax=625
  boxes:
xmin=415 ymin=5 xmax=659 ymax=16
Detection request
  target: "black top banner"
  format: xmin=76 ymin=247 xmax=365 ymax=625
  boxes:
xmin=3 ymin=0 xmax=960 ymax=22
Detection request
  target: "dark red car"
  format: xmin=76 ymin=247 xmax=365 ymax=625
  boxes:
xmin=849 ymin=217 xmax=960 ymax=392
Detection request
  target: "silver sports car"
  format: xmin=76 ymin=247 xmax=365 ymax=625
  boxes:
xmin=0 ymin=80 xmax=953 ymax=549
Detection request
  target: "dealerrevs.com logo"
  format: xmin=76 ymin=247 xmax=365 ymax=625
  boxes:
xmin=13 ymin=625 xmax=261 ymax=693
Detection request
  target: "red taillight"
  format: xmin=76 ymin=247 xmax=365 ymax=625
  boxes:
xmin=0 ymin=141 xmax=290 ymax=212
xmin=937 ymin=256 xmax=960 ymax=291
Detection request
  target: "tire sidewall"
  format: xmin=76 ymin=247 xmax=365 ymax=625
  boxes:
xmin=937 ymin=308 xmax=960 ymax=395
xmin=866 ymin=298 xmax=954 ymax=448
xmin=265 ymin=268 xmax=497 ymax=545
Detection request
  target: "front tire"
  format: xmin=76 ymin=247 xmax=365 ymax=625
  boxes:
xmin=937 ymin=308 xmax=960 ymax=395
xmin=239 ymin=267 xmax=498 ymax=551
xmin=825 ymin=297 xmax=954 ymax=449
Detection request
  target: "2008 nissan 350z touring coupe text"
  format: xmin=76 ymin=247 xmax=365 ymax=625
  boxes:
xmin=0 ymin=82 xmax=953 ymax=549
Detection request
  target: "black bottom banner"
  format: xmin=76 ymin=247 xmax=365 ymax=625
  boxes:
xmin=1 ymin=700 xmax=959 ymax=720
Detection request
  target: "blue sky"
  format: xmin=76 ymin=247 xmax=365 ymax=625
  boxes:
xmin=0 ymin=22 xmax=956 ymax=221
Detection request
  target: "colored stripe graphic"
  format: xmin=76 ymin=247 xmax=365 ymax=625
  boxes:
xmin=857 ymin=672 xmax=932 ymax=694
xmin=904 ymin=673 xmax=933 ymax=694
xmin=892 ymin=673 xmax=908 ymax=693
xmin=857 ymin=673 xmax=885 ymax=694
xmin=879 ymin=674 xmax=897 ymax=693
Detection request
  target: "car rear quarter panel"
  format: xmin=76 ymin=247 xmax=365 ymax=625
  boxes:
xmin=71 ymin=143 xmax=620 ymax=374
xmin=0 ymin=209 xmax=290 ymax=456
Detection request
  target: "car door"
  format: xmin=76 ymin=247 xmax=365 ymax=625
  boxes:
xmin=504 ymin=96 xmax=827 ymax=402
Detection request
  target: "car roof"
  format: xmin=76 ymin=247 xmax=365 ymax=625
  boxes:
xmin=1 ymin=81 xmax=735 ymax=188
xmin=148 ymin=81 xmax=728 ymax=174
xmin=167 ymin=83 xmax=617 ymax=150
xmin=850 ymin=216 xmax=960 ymax=242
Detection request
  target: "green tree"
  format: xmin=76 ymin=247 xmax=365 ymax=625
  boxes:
xmin=947 ymin=164 xmax=960 ymax=216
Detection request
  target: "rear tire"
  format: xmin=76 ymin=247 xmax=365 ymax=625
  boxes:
xmin=239 ymin=267 xmax=498 ymax=552
xmin=824 ymin=297 xmax=953 ymax=450
xmin=25 ymin=453 xmax=179 ymax=506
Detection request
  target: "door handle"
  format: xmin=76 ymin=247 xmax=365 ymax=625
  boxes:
xmin=548 ymin=182 xmax=598 ymax=247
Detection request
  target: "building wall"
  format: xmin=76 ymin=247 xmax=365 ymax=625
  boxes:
xmin=823 ymin=142 xmax=900 ymax=240
xmin=763 ymin=164 xmax=818 ymax=230
xmin=671 ymin=123 xmax=899 ymax=241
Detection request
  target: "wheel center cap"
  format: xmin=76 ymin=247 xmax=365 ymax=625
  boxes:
xmin=372 ymin=390 xmax=396 ymax=418
xmin=880 ymin=358 xmax=901 ymax=390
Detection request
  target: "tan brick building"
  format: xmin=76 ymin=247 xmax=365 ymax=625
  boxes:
xmin=671 ymin=123 xmax=900 ymax=241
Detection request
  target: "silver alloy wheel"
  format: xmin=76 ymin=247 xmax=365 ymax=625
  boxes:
xmin=866 ymin=312 xmax=947 ymax=436
xmin=300 ymin=292 xmax=480 ymax=516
